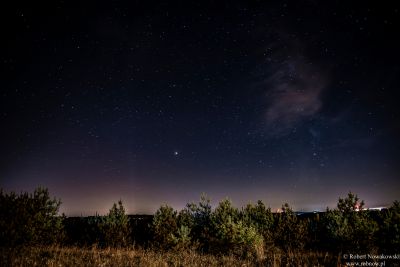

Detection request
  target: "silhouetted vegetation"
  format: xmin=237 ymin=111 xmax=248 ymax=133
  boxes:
xmin=1 ymin=188 xmax=399 ymax=266
xmin=320 ymin=192 xmax=379 ymax=253
xmin=377 ymin=200 xmax=400 ymax=253
xmin=273 ymin=203 xmax=308 ymax=251
xmin=100 ymin=200 xmax=131 ymax=247
xmin=0 ymin=187 xmax=64 ymax=246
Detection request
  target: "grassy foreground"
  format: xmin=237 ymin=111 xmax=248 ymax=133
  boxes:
xmin=0 ymin=246 xmax=340 ymax=266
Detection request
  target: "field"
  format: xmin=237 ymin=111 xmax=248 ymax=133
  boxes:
xmin=1 ymin=246 xmax=341 ymax=267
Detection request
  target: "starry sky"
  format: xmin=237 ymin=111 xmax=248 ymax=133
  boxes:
xmin=1 ymin=1 xmax=399 ymax=215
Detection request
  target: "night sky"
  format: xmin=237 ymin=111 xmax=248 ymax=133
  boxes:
xmin=1 ymin=1 xmax=399 ymax=215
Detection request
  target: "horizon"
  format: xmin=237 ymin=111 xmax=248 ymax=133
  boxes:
xmin=1 ymin=186 xmax=393 ymax=216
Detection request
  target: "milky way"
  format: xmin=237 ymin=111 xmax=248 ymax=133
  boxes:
xmin=1 ymin=1 xmax=399 ymax=215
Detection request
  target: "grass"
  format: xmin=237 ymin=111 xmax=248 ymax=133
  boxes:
xmin=0 ymin=246 xmax=341 ymax=266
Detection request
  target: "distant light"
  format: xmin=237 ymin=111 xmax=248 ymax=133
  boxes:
xmin=174 ymin=151 xmax=179 ymax=156
xmin=368 ymin=207 xmax=386 ymax=211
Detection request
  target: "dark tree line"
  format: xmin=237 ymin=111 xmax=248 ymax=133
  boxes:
xmin=1 ymin=188 xmax=399 ymax=256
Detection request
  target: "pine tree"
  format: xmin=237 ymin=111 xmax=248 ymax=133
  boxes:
xmin=100 ymin=200 xmax=131 ymax=247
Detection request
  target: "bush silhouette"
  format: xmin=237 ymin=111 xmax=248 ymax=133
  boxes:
xmin=99 ymin=200 xmax=131 ymax=247
xmin=210 ymin=198 xmax=264 ymax=259
xmin=0 ymin=187 xmax=64 ymax=246
xmin=185 ymin=194 xmax=213 ymax=251
xmin=152 ymin=204 xmax=179 ymax=249
xmin=2 ymin=187 xmax=398 ymax=259
xmin=378 ymin=200 xmax=400 ymax=253
xmin=321 ymin=192 xmax=378 ymax=252
xmin=273 ymin=203 xmax=308 ymax=251
xmin=241 ymin=200 xmax=274 ymax=247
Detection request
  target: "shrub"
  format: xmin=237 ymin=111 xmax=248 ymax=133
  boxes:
xmin=0 ymin=187 xmax=64 ymax=246
xmin=321 ymin=192 xmax=378 ymax=252
xmin=175 ymin=208 xmax=196 ymax=249
xmin=152 ymin=204 xmax=178 ymax=249
xmin=241 ymin=200 xmax=274 ymax=246
xmin=211 ymin=199 xmax=264 ymax=259
xmin=378 ymin=201 xmax=400 ymax=253
xmin=273 ymin=203 xmax=308 ymax=251
xmin=99 ymin=200 xmax=131 ymax=247
xmin=185 ymin=194 xmax=213 ymax=251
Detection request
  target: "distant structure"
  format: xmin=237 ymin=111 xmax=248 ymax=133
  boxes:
xmin=367 ymin=207 xmax=387 ymax=211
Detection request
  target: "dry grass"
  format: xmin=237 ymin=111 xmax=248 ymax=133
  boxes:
xmin=0 ymin=246 xmax=340 ymax=266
